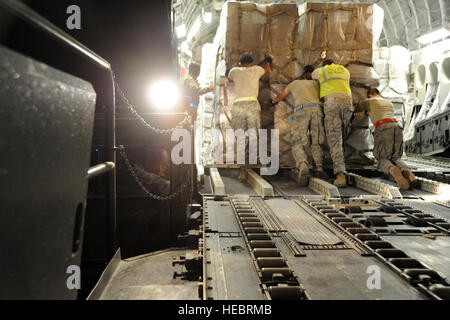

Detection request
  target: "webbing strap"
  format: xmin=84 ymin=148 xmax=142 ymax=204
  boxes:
xmin=294 ymin=103 xmax=322 ymax=113
xmin=234 ymin=96 xmax=258 ymax=103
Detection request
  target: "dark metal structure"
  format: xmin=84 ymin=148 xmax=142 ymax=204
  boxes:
xmin=0 ymin=0 xmax=117 ymax=298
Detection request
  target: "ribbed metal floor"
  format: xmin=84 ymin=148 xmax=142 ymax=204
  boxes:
xmin=265 ymin=198 xmax=342 ymax=245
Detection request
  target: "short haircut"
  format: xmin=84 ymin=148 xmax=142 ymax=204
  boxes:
xmin=239 ymin=54 xmax=254 ymax=65
xmin=323 ymin=59 xmax=334 ymax=66
xmin=263 ymin=54 xmax=273 ymax=65
xmin=368 ymin=87 xmax=380 ymax=97
xmin=304 ymin=65 xmax=314 ymax=74
xmin=188 ymin=62 xmax=200 ymax=75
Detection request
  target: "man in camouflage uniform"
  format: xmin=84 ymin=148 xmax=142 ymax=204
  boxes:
xmin=181 ymin=62 xmax=213 ymax=113
xmin=312 ymin=59 xmax=353 ymax=187
xmin=358 ymin=88 xmax=417 ymax=190
xmin=272 ymin=65 xmax=325 ymax=186
xmin=223 ymin=54 xmax=271 ymax=180
xmin=134 ymin=148 xmax=171 ymax=196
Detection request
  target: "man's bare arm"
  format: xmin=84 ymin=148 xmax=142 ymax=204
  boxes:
xmin=272 ymin=89 xmax=288 ymax=104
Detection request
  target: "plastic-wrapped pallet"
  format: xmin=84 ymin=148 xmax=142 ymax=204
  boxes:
xmin=215 ymin=1 xmax=300 ymax=82
xmin=297 ymin=2 xmax=383 ymax=67
xmin=373 ymin=46 xmax=410 ymax=98
xmin=346 ymin=64 xmax=378 ymax=158
xmin=296 ymin=3 xmax=382 ymax=166
xmin=272 ymin=84 xmax=296 ymax=167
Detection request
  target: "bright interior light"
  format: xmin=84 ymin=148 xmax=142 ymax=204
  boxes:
xmin=148 ymin=80 xmax=179 ymax=110
xmin=187 ymin=17 xmax=201 ymax=41
xmin=176 ymin=24 xmax=186 ymax=38
xmin=416 ymin=27 xmax=450 ymax=45
xmin=203 ymin=10 xmax=212 ymax=24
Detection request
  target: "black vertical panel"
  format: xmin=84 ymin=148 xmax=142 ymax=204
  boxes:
xmin=0 ymin=46 xmax=96 ymax=299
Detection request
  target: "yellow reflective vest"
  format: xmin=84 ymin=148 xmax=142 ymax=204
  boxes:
xmin=318 ymin=64 xmax=352 ymax=98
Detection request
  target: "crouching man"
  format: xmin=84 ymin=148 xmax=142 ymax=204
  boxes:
xmin=272 ymin=65 xmax=325 ymax=185
xmin=358 ymin=88 xmax=417 ymax=190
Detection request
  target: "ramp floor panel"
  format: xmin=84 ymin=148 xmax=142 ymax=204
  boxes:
xmin=265 ymin=199 xmax=342 ymax=246
xmin=221 ymin=176 xmax=258 ymax=195
xmin=397 ymin=199 xmax=450 ymax=221
xmin=381 ymin=235 xmax=450 ymax=281
xmin=275 ymin=243 xmax=427 ymax=300
xmin=92 ymin=249 xmax=199 ymax=300
xmin=264 ymin=175 xmax=318 ymax=196
xmin=204 ymin=233 xmax=264 ymax=300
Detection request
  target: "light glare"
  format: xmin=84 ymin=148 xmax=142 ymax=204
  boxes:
xmin=176 ymin=24 xmax=186 ymax=38
xmin=148 ymin=80 xmax=179 ymax=110
xmin=416 ymin=27 xmax=450 ymax=44
xmin=203 ymin=10 xmax=212 ymax=24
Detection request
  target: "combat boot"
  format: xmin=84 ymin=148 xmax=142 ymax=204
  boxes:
xmin=333 ymin=173 xmax=347 ymax=188
xmin=389 ymin=166 xmax=410 ymax=190
xmin=402 ymin=169 xmax=418 ymax=188
xmin=238 ymin=167 xmax=247 ymax=182
xmin=296 ymin=162 xmax=310 ymax=186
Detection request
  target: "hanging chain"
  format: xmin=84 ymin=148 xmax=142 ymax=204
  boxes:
xmin=118 ymin=146 xmax=187 ymax=201
xmin=114 ymin=80 xmax=192 ymax=134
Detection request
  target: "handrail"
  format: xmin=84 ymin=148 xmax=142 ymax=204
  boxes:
xmin=88 ymin=162 xmax=115 ymax=179
xmin=0 ymin=0 xmax=110 ymax=69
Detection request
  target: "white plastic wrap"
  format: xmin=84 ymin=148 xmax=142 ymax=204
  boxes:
xmin=198 ymin=42 xmax=220 ymax=88
xmin=373 ymin=46 xmax=410 ymax=97
xmin=347 ymin=64 xmax=380 ymax=87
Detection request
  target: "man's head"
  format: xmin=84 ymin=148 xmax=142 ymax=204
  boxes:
xmin=322 ymin=59 xmax=334 ymax=67
xmin=146 ymin=148 xmax=170 ymax=176
xmin=367 ymin=87 xmax=380 ymax=98
xmin=188 ymin=62 xmax=201 ymax=79
xmin=257 ymin=54 xmax=273 ymax=73
xmin=304 ymin=65 xmax=314 ymax=80
xmin=239 ymin=54 xmax=254 ymax=67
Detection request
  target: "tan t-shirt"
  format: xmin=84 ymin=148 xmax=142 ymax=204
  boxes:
xmin=360 ymin=97 xmax=395 ymax=125
xmin=228 ymin=66 xmax=265 ymax=98
xmin=285 ymin=80 xmax=321 ymax=107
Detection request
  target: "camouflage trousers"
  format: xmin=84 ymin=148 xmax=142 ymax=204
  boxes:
xmin=231 ymin=100 xmax=261 ymax=164
xmin=291 ymin=107 xmax=326 ymax=170
xmin=373 ymin=122 xmax=407 ymax=175
xmin=231 ymin=100 xmax=261 ymax=131
xmin=323 ymin=94 xmax=353 ymax=174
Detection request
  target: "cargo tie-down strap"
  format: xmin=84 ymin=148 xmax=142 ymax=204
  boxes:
xmin=294 ymin=103 xmax=322 ymax=113
xmin=319 ymin=66 xmax=350 ymax=86
xmin=233 ymin=96 xmax=258 ymax=103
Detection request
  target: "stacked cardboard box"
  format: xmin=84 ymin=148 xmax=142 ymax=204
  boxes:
xmin=219 ymin=2 xmax=300 ymax=81
xmin=298 ymin=2 xmax=375 ymax=67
